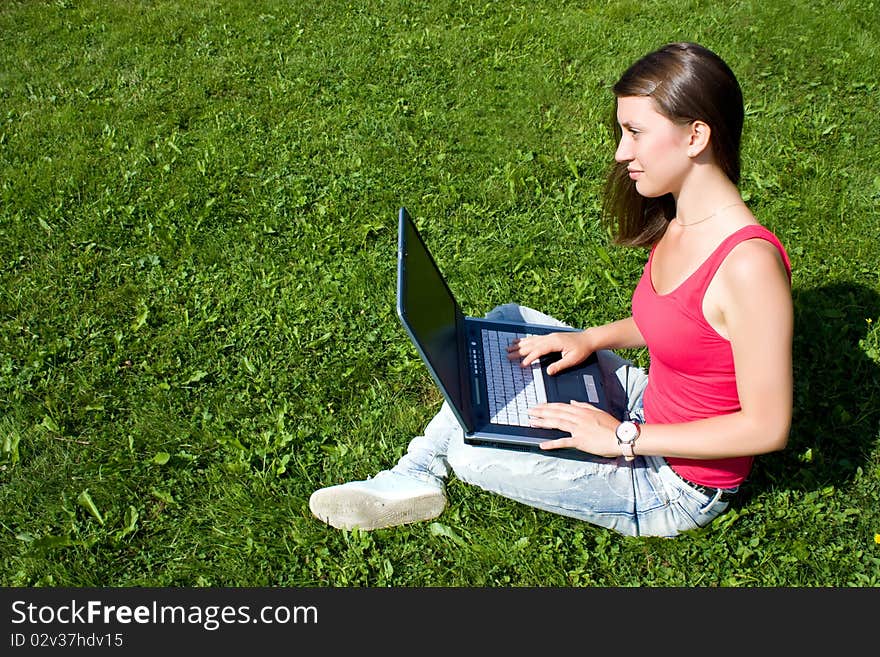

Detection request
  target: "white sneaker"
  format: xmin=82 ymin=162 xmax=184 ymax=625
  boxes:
xmin=309 ymin=470 xmax=446 ymax=530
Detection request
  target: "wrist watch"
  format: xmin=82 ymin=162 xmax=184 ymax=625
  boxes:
xmin=615 ymin=420 xmax=641 ymax=461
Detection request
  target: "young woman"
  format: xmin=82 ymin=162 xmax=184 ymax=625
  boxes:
xmin=309 ymin=42 xmax=793 ymax=537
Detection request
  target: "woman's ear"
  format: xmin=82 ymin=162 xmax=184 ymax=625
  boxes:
xmin=687 ymin=120 xmax=711 ymax=158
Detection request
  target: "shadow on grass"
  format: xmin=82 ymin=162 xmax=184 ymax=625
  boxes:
xmin=743 ymin=281 xmax=880 ymax=501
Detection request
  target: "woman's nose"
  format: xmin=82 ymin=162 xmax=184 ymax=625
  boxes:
xmin=615 ymin=136 xmax=632 ymax=163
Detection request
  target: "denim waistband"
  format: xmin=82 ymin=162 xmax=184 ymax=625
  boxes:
xmin=667 ymin=464 xmax=739 ymax=498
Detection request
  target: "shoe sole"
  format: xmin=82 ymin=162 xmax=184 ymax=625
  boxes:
xmin=309 ymin=487 xmax=446 ymax=531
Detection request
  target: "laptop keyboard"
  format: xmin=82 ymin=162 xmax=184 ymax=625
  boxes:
xmin=481 ymin=329 xmax=547 ymax=427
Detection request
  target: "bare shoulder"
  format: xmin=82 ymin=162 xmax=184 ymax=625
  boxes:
xmin=703 ymin=230 xmax=792 ymax=338
xmin=719 ymin=235 xmax=789 ymax=290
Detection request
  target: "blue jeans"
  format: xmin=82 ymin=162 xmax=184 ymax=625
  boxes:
xmin=392 ymin=304 xmax=733 ymax=537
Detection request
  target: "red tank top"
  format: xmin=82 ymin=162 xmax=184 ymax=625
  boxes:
xmin=631 ymin=224 xmax=792 ymax=488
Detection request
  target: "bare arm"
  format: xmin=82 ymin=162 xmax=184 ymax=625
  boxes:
xmin=583 ymin=316 xmax=647 ymax=352
xmin=509 ymin=316 xmax=646 ymax=376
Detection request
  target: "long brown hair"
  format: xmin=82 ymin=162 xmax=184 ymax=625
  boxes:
xmin=603 ymin=43 xmax=744 ymax=247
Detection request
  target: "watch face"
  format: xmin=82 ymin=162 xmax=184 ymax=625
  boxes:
xmin=617 ymin=421 xmax=638 ymax=443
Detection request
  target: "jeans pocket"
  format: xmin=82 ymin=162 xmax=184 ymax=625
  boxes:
xmin=695 ymin=491 xmax=730 ymax=526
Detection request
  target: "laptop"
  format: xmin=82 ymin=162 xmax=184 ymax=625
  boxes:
xmin=395 ymin=206 xmax=623 ymax=455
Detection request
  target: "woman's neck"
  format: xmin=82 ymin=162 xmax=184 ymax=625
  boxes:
xmin=672 ymin=166 xmax=743 ymax=226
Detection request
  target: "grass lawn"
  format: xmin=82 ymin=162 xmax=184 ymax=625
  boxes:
xmin=1 ymin=0 xmax=878 ymax=586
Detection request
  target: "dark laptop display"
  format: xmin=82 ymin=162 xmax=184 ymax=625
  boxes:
xmin=396 ymin=209 xmax=470 ymax=428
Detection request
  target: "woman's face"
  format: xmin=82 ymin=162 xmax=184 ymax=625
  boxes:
xmin=614 ymin=95 xmax=693 ymax=199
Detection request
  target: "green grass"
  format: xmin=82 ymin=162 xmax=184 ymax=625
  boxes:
xmin=1 ymin=0 xmax=878 ymax=587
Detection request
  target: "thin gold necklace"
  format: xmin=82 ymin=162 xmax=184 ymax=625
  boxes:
xmin=672 ymin=201 xmax=744 ymax=227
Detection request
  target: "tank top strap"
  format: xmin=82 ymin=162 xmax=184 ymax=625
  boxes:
xmin=685 ymin=224 xmax=792 ymax=295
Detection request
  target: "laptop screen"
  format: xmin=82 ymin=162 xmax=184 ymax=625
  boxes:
xmin=396 ymin=208 xmax=467 ymax=420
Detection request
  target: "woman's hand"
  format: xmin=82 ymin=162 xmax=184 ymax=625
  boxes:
xmin=528 ymin=401 xmax=621 ymax=457
xmin=506 ymin=331 xmax=593 ymax=376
